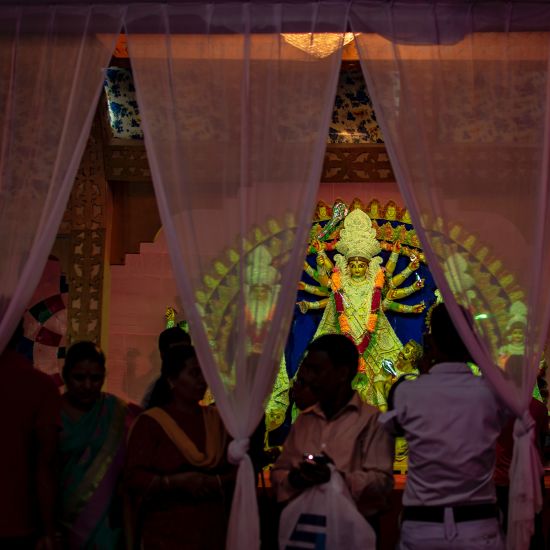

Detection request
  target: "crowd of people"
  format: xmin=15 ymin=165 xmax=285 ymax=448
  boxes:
xmin=0 ymin=303 xmax=546 ymax=549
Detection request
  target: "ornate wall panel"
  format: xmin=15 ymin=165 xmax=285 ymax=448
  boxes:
xmin=65 ymin=115 xmax=107 ymax=345
xmin=101 ymin=62 xmax=395 ymax=184
xmin=104 ymin=145 xmax=151 ymax=182
xmin=101 ymin=142 xmax=396 ymax=184
xmin=321 ymin=145 xmax=395 ymax=182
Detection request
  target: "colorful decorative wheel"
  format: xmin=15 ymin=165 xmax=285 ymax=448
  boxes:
xmin=20 ymin=256 xmax=68 ymax=387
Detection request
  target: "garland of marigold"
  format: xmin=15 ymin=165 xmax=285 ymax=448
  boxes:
xmin=333 ymin=267 xmax=385 ymax=357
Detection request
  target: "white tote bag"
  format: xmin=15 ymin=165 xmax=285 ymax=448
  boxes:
xmin=278 ymin=467 xmax=376 ymax=550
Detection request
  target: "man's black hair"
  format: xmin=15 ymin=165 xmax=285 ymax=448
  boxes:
xmin=307 ymin=334 xmax=359 ymax=382
xmin=430 ymin=303 xmax=473 ymax=362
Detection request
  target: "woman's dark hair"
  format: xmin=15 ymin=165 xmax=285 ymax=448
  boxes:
xmin=63 ymin=341 xmax=106 ymax=381
xmin=147 ymin=345 xmax=197 ymax=409
xmin=158 ymin=327 xmax=191 ymax=361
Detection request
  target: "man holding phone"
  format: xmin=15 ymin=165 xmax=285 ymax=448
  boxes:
xmin=272 ymin=334 xmax=394 ymax=520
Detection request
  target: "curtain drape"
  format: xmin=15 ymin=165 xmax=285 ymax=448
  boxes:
xmin=0 ymin=5 xmax=123 ymax=352
xmin=4 ymin=2 xmax=548 ymax=548
xmin=125 ymin=3 xmax=347 ymax=548
xmin=350 ymin=2 xmax=550 ymax=548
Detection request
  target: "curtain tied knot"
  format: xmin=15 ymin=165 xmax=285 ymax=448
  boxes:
xmin=228 ymin=438 xmax=250 ymax=465
xmin=513 ymin=410 xmax=535 ymax=440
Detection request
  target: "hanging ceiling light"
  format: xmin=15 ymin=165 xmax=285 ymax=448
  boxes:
xmin=282 ymin=33 xmax=357 ymax=59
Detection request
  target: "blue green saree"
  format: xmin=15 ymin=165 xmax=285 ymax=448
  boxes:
xmin=60 ymin=393 xmax=137 ymax=549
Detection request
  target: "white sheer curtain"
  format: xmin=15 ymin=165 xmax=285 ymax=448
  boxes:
xmin=351 ymin=2 xmax=550 ymax=547
xmin=0 ymin=5 xmax=123 ymax=352
xmin=125 ymin=3 xmax=347 ymax=548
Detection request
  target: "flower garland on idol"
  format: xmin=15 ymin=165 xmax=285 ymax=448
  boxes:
xmin=332 ymin=266 xmax=385 ymax=373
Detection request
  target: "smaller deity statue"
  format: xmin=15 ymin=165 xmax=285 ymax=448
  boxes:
xmin=498 ymin=301 xmax=527 ymax=366
xmin=244 ymin=246 xmax=280 ymax=355
xmin=390 ymin=340 xmax=423 ymax=475
xmin=375 ymin=339 xmax=423 ymax=413
xmin=396 ymin=339 xmax=424 ymax=373
xmin=243 ymin=246 xmax=290 ymax=434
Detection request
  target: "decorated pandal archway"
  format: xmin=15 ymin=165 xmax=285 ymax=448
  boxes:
xmin=26 ymin=195 xmax=529 ymax=452
xmin=189 ymin=197 xmax=527 ymax=470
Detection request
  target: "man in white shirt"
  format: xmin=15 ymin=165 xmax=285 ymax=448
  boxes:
xmin=381 ymin=303 xmax=508 ymax=550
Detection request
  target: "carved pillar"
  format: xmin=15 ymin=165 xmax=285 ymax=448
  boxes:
xmin=65 ymin=114 xmax=107 ymax=345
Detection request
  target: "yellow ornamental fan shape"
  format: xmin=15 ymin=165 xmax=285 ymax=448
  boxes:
xmin=267 ymin=219 xmax=281 ymax=234
xmin=227 ymin=249 xmax=239 ymax=264
xmin=203 ymin=275 xmax=218 ymax=290
xmin=269 ymin=238 xmax=282 ymax=258
xmin=285 ymin=212 xmax=297 ymax=228
xmin=476 ymin=247 xmax=489 ymax=262
xmin=216 ymin=285 xmax=234 ymax=305
xmin=499 ymin=273 xmax=514 ymax=289
xmin=214 ymin=261 xmax=228 ymax=277
xmin=488 ymin=260 xmax=502 ymax=276
xmin=450 ymin=225 xmax=462 ymax=241
xmin=510 ymin=290 xmax=525 ymax=303
xmin=463 ymin=235 xmax=476 ymax=251
xmin=253 ymin=227 xmax=265 ymax=244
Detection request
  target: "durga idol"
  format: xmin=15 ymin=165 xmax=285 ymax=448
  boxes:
xmin=299 ymin=208 xmax=424 ymax=408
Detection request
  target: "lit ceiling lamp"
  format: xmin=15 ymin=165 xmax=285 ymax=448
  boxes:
xmin=282 ymin=32 xmax=357 ymax=58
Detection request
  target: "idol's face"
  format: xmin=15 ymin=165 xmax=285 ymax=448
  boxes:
xmin=250 ymin=284 xmax=271 ymax=302
xmin=348 ymin=259 xmax=368 ymax=280
xmin=510 ymin=327 xmax=524 ymax=345
xmin=400 ymin=342 xmax=416 ymax=362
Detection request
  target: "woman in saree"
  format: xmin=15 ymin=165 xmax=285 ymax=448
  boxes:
xmin=125 ymin=344 xmax=234 ymax=550
xmin=59 ymin=341 xmax=140 ymax=549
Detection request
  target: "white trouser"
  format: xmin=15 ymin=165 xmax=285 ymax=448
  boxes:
xmin=400 ymin=511 xmax=504 ymax=550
